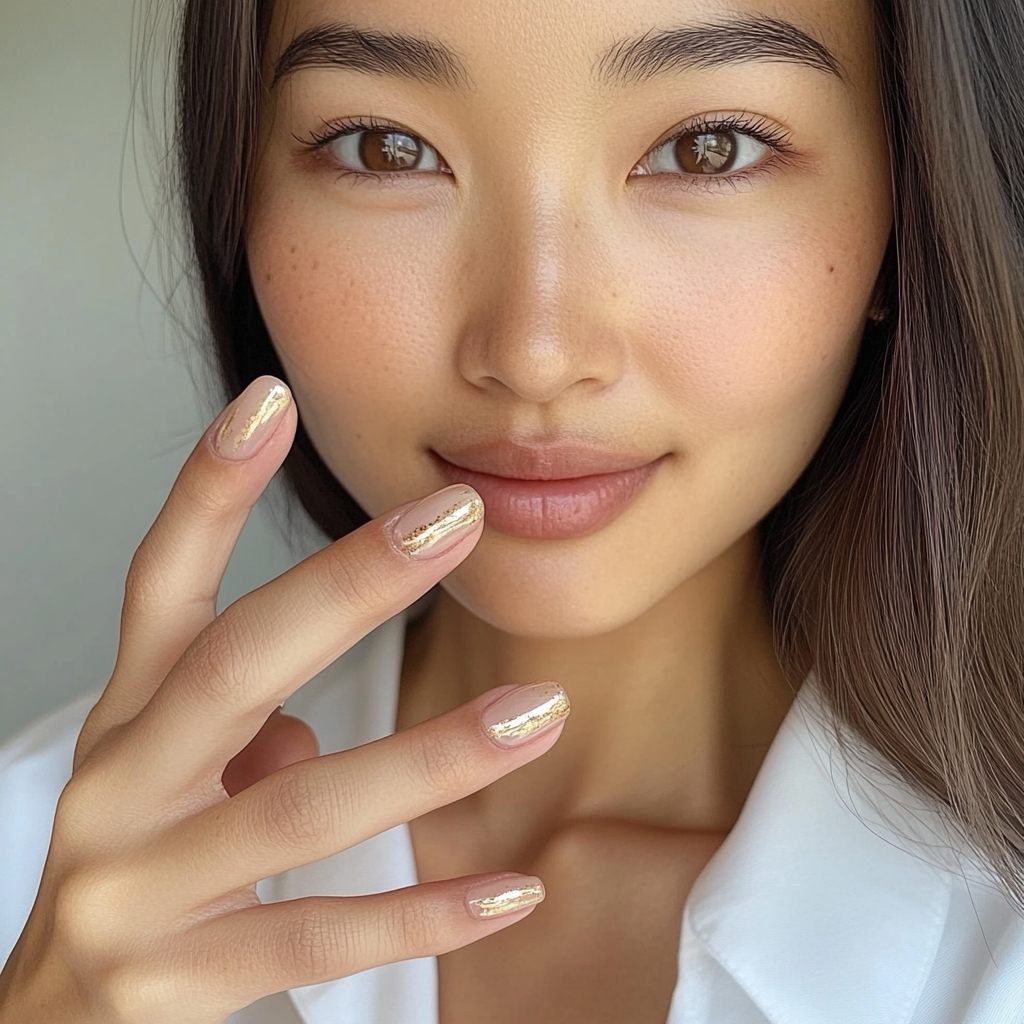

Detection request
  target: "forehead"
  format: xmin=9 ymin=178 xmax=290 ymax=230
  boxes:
xmin=266 ymin=0 xmax=876 ymax=93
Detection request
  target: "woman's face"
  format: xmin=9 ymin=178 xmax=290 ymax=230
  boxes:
xmin=248 ymin=0 xmax=892 ymax=637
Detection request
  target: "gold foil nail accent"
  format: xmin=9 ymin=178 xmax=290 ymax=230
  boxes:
xmin=218 ymin=384 xmax=291 ymax=452
xmin=485 ymin=684 xmax=570 ymax=743
xmin=398 ymin=494 xmax=484 ymax=555
xmin=468 ymin=881 xmax=546 ymax=918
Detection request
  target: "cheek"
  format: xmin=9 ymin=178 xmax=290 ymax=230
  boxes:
xmin=246 ymin=202 xmax=458 ymax=507
xmin=629 ymin=204 xmax=880 ymax=445
xmin=249 ymin=214 xmax=448 ymax=382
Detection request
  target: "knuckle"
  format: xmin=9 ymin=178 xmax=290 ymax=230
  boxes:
xmin=178 ymin=617 xmax=257 ymax=709
xmin=73 ymin=705 xmax=108 ymax=771
xmin=53 ymin=770 xmax=110 ymax=849
xmin=402 ymin=728 xmax=475 ymax=800
xmin=281 ymin=901 xmax=348 ymax=981
xmin=378 ymin=896 xmax=434 ymax=960
xmin=174 ymin=465 xmax=238 ymax=525
xmin=53 ymin=774 xmax=91 ymax=835
xmin=122 ymin=546 xmax=168 ymax=617
xmin=260 ymin=768 xmax=323 ymax=849
xmin=51 ymin=864 xmax=131 ymax=957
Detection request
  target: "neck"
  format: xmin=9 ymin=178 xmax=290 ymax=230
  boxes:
xmin=398 ymin=527 xmax=797 ymax=845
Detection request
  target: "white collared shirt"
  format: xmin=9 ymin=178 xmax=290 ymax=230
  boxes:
xmin=3 ymin=610 xmax=1023 ymax=1023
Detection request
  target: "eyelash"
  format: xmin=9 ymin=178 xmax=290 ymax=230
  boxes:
xmin=299 ymin=116 xmax=447 ymax=186
xmin=297 ymin=112 xmax=794 ymax=187
xmin=645 ymin=113 xmax=793 ymax=191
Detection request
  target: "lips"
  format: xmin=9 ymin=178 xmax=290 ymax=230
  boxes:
xmin=431 ymin=442 xmax=665 ymax=539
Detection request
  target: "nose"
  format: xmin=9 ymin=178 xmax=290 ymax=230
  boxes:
xmin=454 ymin=188 xmax=626 ymax=405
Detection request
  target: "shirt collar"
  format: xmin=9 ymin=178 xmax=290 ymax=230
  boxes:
xmin=673 ymin=676 xmax=959 ymax=1024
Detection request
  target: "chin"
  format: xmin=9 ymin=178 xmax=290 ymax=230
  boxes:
xmin=436 ymin=532 xmax=689 ymax=639
xmin=440 ymin=576 xmax=642 ymax=639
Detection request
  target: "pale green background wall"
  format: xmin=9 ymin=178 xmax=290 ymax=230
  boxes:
xmin=0 ymin=0 xmax=307 ymax=745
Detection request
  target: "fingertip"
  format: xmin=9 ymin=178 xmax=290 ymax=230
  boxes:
xmin=386 ymin=485 xmax=485 ymax=561
xmin=479 ymin=682 xmax=571 ymax=751
xmin=465 ymin=874 xmax=546 ymax=921
xmin=207 ymin=377 xmax=295 ymax=464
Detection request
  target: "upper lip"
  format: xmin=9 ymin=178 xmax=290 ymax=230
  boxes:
xmin=433 ymin=441 xmax=661 ymax=481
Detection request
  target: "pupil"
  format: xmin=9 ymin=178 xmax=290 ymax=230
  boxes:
xmin=676 ymin=132 xmax=736 ymax=174
xmin=359 ymin=131 xmax=421 ymax=172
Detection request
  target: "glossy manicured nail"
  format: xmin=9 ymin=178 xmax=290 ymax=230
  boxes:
xmin=481 ymin=682 xmax=570 ymax=748
xmin=389 ymin=485 xmax=484 ymax=559
xmin=213 ymin=376 xmax=292 ymax=461
xmin=465 ymin=876 xmax=546 ymax=919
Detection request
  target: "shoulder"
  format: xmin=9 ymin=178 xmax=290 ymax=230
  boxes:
xmin=0 ymin=689 xmax=100 ymax=966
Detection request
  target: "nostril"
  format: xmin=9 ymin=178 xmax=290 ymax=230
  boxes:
xmin=456 ymin=323 xmax=622 ymax=403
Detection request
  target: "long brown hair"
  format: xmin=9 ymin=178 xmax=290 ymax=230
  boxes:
xmin=172 ymin=0 xmax=1024 ymax=910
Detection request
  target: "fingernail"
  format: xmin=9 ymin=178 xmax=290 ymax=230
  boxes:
xmin=389 ymin=485 xmax=484 ymax=559
xmin=465 ymin=876 xmax=546 ymax=919
xmin=481 ymin=682 xmax=570 ymax=748
xmin=212 ymin=376 xmax=291 ymax=461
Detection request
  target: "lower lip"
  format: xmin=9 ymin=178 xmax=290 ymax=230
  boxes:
xmin=432 ymin=454 xmax=664 ymax=539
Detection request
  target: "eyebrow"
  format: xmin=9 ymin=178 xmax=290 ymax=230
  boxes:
xmin=271 ymin=15 xmax=843 ymax=92
xmin=272 ymin=24 xmax=470 ymax=89
xmin=597 ymin=17 xmax=844 ymax=85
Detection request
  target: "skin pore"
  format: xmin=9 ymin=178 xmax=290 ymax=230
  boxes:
xmin=247 ymin=0 xmax=892 ymax=1019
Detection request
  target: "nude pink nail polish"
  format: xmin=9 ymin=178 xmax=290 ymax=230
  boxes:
xmin=388 ymin=485 xmax=484 ymax=559
xmin=212 ymin=376 xmax=291 ymax=461
xmin=465 ymin=876 xmax=546 ymax=919
xmin=480 ymin=682 xmax=570 ymax=748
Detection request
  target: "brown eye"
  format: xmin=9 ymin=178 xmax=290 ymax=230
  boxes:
xmin=358 ymin=131 xmax=423 ymax=171
xmin=327 ymin=126 xmax=446 ymax=174
xmin=637 ymin=126 xmax=771 ymax=178
xmin=675 ymin=132 xmax=737 ymax=174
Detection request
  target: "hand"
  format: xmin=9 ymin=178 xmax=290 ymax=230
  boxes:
xmin=0 ymin=376 xmax=568 ymax=1024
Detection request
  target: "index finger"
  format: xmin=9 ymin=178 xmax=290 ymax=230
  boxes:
xmin=81 ymin=376 xmax=298 ymax=755
xmin=116 ymin=482 xmax=485 ymax=794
